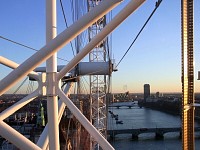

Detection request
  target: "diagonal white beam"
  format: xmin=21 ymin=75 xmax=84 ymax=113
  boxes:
xmin=57 ymin=88 xmax=114 ymax=150
xmin=55 ymin=1 xmax=146 ymax=149
xmin=57 ymin=0 xmax=146 ymax=80
xmin=0 ymin=0 xmax=122 ymax=96
xmin=0 ymin=89 xmax=40 ymax=121
xmin=37 ymin=82 xmax=74 ymax=149
xmin=0 ymin=56 xmax=39 ymax=81
xmin=0 ymin=121 xmax=42 ymax=150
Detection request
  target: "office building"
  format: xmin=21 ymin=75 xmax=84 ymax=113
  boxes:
xmin=144 ymin=84 xmax=150 ymax=101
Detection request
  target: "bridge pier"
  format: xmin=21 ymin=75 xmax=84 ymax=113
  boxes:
xmin=132 ymin=134 xmax=138 ymax=140
xmin=179 ymin=131 xmax=182 ymax=139
xmin=155 ymin=132 xmax=164 ymax=140
xmin=107 ymin=127 xmax=200 ymax=142
xmin=109 ymin=135 xmax=115 ymax=140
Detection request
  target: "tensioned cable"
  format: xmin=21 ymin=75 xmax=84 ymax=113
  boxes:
xmin=0 ymin=36 xmax=38 ymax=52
xmin=116 ymin=0 xmax=163 ymax=68
xmin=59 ymin=0 xmax=75 ymax=57
xmin=13 ymin=77 xmax=28 ymax=95
xmin=26 ymin=80 xmax=32 ymax=94
xmin=0 ymin=35 xmax=69 ymax=62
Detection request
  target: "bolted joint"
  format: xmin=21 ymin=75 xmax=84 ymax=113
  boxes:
xmin=38 ymin=73 xmax=47 ymax=96
xmin=46 ymin=72 xmax=58 ymax=97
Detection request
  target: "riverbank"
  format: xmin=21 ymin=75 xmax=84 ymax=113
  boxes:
xmin=138 ymin=100 xmax=200 ymax=122
xmin=108 ymin=105 xmax=200 ymax=149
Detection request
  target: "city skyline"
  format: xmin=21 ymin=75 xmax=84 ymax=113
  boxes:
xmin=0 ymin=1 xmax=200 ymax=94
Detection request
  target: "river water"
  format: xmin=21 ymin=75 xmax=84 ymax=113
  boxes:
xmin=108 ymin=103 xmax=200 ymax=150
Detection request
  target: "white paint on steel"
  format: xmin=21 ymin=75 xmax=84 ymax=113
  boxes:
xmin=35 ymin=62 xmax=110 ymax=75
xmin=0 ymin=0 xmax=146 ymax=149
xmin=0 ymin=0 xmax=122 ymax=96
xmin=46 ymin=0 xmax=60 ymax=149
xmin=0 ymin=56 xmax=39 ymax=80
xmin=78 ymin=62 xmax=110 ymax=75
xmin=57 ymin=88 xmax=115 ymax=150
xmin=58 ymin=0 xmax=146 ymax=80
xmin=0 ymin=89 xmax=39 ymax=121
xmin=37 ymin=83 xmax=74 ymax=149
xmin=0 ymin=121 xmax=42 ymax=150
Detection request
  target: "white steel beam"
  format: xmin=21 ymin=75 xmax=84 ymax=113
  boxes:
xmin=37 ymin=82 xmax=74 ymax=149
xmin=46 ymin=0 xmax=60 ymax=149
xmin=35 ymin=62 xmax=111 ymax=75
xmin=88 ymin=0 xmax=109 ymax=149
xmin=56 ymin=1 xmax=145 ymax=150
xmin=78 ymin=62 xmax=111 ymax=75
xmin=0 ymin=0 xmax=122 ymax=96
xmin=0 ymin=121 xmax=42 ymax=150
xmin=0 ymin=1 xmax=146 ymax=150
xmin=0 ymin=56 xmax=39 ymax=81
xmin=57 ymin=0 xmax=146 ymax=80
xmin=0 ymin=89 xmax=39 ymax=121
xmin=57 ymin=88 xmax=114 ymax=150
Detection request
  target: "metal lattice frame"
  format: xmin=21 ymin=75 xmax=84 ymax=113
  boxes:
xmin=0 ymin=1 xmax=124 ymax=149
xmin=0 ymin=0 xmax=145 ymax=149
xmin=87 ymin=0 xmax=108 ymax=149
xmin=181 ymin=0 xmax=195 ymax=149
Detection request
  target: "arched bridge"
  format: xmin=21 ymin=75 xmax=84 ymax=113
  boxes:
xmin=107 ymin=127 xmax=200 ymax=140
xmin=108 ymin=102 xmax=137 ymax=109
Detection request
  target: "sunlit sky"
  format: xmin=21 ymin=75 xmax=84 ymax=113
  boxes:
xmin=0 ymin=0 xmax=200 ymax=94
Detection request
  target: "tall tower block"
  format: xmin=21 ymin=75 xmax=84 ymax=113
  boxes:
xmin=144 ymin=84 xmax=150 ymax=102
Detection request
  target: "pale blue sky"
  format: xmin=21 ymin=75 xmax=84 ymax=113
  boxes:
xmin=0 ymin=0 xmax=200 ymax=94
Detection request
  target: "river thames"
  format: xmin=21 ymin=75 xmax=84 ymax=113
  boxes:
xmin=108 ymin=103 xmax=200 ymax=150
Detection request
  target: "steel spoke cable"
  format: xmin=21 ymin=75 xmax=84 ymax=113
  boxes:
xmin=13 ymin=77 xmax=28 ymax=94
xmin=116 ymin=0 xmax=163 ymax=68
xmin=0 ymin=35 xmax=69 ymax=62
xmin=0 ymin=35 xmax=38 ymax=52
xmin=59 ymin=0 xmax=75 ymax=57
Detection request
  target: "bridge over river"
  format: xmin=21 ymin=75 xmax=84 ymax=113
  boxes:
xmin=108 ymin=102 xmax=138 ymax=109
xmin=107 ymin=127 xmax=200 ymax=140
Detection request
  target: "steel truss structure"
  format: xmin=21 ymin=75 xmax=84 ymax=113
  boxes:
xmin=87 ymin=0 xmax=109 ymax=149
xmin=0 ymin=0 xmax=145 ymax=150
